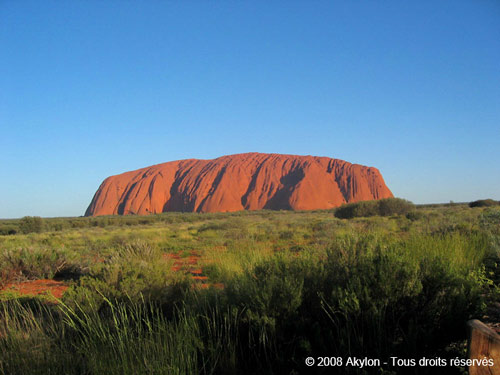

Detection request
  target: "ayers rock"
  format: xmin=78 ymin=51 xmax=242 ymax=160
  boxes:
xmin=85 ymin=152 xmax=393 ymax=216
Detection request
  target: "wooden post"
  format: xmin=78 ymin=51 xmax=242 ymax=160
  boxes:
xmin=468 ymin=319 xmax=500 ymax=374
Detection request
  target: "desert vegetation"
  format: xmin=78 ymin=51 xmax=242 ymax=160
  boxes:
xmin=0 ymin=202 xmax=499 ymax=374
xmin=334 ymin=197 xmax=415 ymax=219
xmin=469 ymin=199 xmax=499 ymax=208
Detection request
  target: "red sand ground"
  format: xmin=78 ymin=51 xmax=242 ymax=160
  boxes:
xmin=86 ymin=152 xmax=393 ymax=216
xmin=163 ymin=251 xmax=224 ymax=289
xmin=1 ymin=279 xmax=68 ymax=299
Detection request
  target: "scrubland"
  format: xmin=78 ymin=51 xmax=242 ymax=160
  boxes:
xmin=1 ymin=201 xmax=499 ymax=374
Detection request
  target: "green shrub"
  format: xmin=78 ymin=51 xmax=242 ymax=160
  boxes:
xmin=480 ymin=208 xmax=500 ymax=236
xmin=315 ymin=233 xmax=492 ymax=362
xmin=19 ymin=216 xmax=44 ymax=234
xmin=0 ymin=246 xmax=88 ymax=283
xmin=0 ymin=225 xmax=18 ymax=235
xmin=406 ymin=210 xmax=426 ymax=221
xmin=377 ymin=197 xmax=415 ymax=216
xmin=469 ymin=199 xmax=499 ymax=208
xmin=334 ymin=198 xmax=415 ymax=219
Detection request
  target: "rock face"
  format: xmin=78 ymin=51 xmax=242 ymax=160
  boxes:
xmin=85 ymin=153 xmax=393 ymax=216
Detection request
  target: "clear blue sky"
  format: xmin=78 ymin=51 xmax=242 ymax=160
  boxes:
xmin=1 ymin=1 xmax=499 ymax=218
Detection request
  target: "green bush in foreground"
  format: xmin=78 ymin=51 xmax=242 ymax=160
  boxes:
xmin=334 ymin=197 xmax=415 ymax=219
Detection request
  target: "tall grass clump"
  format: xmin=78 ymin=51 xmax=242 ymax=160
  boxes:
xmin=59 ymin=287 xmax=248 ymax=375
xmin=0 ymin=299 xmax=84 ymax=375
xmin=60 ymin=294 xmax=201 ymax=375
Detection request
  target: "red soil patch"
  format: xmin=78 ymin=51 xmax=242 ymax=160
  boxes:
xmin=164 ymin=251 xmax=201 ymax=272
xmin=1 ymin=279 xmax=68 ymax=299
xmin=164 ymin=251 xmax=224 ymax=290
xmin=212 ymin=283 xmax=224 ymax=290
xmin=192 ymin=283 xmax=224 ymax=290
xmin=163 ymin=253 xmax=182 ymax=260
xmin=192 ymin=276 xmax=208 ymax=281
xmin=185 ymin=257 xmax=199 ymax=265
xmin=92 ymin=255 xmax=105 ymax=263
xmin=194 ymin=284 xmax=210 ymax=289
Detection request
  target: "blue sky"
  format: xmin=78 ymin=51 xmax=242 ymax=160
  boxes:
xmin=1 ymin=1 xmax=499 ymax=218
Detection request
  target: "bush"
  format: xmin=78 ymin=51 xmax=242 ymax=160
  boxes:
xmin=469 ymin=199 xmax=499 ymax=208
xmin=406 ymin=210 xmax=426 ymax=221
xmin=0 ymin=246 xmax=87 ymax=282
xmin=0 ymin=225 xmax=18 ymax=235
xmin=334 ymin=198 xmax=415 ymax=219
xmin=314 ymin=233 xmax=492 ymax=364
xmin=19 ymin=216 xmax=44 ymax=234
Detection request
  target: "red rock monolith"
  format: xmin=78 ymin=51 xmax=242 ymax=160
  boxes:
xmin=85 ymin=152 xmax=393 ymax=216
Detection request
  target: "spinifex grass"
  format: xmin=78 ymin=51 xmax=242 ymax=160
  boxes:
xmin=0 ymin=298 xmax=84 ymax=375
xmin=60 ymin=294 xmax=201 ymax=375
